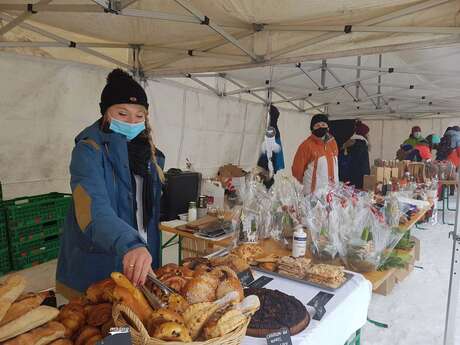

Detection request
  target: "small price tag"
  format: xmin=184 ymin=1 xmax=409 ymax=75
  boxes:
xmin=307 ymin=291 xmax=334 ymax=321
xmin=266 ymin=327 xmax=292 ymax=345
xmin=237 ymin=269 xmax=255 ymax=287
xmin=247 ymin=275 xmax=273 ymax=288
xmin=96 ymin=328 xmax=132 ymax=345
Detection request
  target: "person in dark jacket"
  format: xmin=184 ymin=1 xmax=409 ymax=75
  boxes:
xmin=340 ymin=120 xmax=370 ymax=189
xmin=56 ymin=69 xmax=165 ymax=299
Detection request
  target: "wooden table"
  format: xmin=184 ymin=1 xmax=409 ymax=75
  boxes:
xmin=159 ymin=205 xmax=431 ymax=294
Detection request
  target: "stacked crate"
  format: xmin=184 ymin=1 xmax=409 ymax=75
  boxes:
xmin=3 ymin=193 xmax=72 ymax=271
xmin=0 ymin=207 xmax=10 ymax=276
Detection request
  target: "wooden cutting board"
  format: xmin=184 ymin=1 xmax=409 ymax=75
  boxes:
xmin=176 ymin=215 xmax=220 ymax=233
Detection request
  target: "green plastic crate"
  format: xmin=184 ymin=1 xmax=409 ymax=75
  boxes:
xmin=10 ymin=236 xmax=60 ymax=257
xmin=3 ymin=193 xmax=71 ymax=230
xmin=7 ymin=219 xmax=63 ymax=245
xmin=11 ymin=245 xmax=59 ymax=271
xmin=0 ymin=219 xmax=7 ymax=248
xmin=0 ymin=247 xmax=11 ymax=276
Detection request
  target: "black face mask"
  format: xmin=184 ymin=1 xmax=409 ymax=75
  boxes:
xmin=313 ymin=127 xmax=328 ymax=138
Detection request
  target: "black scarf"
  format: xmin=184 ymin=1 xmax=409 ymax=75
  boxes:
xmin=127 ymin=134 xmax=154 ymax=231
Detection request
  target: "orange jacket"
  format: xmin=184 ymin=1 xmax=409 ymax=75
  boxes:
xmin=292 ymin=134 xmax=339 ymax=194
xmin=448 ymin=147 xmax=460 ymax=168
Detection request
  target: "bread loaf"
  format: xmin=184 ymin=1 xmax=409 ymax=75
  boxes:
xmin=0 ymin=306 xmax=60 ymax=342
xmin=0 ymin=292 xmax=49 ymax=326
xmin=74 ymin=326 xmax=100 ymax=345
xmin=86 ymin=279 xmax=115 ymax=304
xmin=3 ymin=321 xmax=65 ymax=345
xmin=49 ymin=340 xmax=73 ymax=345
xmin=0 ymin=275 xmax=27 ymax=323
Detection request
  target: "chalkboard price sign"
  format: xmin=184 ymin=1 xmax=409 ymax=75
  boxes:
xmin=266 ymin=327 xmax=292 ymax=345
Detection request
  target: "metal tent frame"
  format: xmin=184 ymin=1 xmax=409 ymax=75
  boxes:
xmin=1 ymin=2 xmax=460 ymax=340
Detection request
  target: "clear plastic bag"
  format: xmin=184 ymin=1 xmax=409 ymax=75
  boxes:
xmin=232 ymin=174 xmax=271 ymax=244
xmin=268 ymin=171 xmax=304 ymax=248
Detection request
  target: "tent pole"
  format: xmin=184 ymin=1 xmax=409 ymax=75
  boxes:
xmin=325 ymin=67 xmax=359 ymax=103
xmin=271 ymin=90 xmax=305 ymax=112
xmin=222 ymin=76 xmax=266 ymax=104
xmin=265 ymin=24 xmax=460 ymax=35
xmin=173 ymin=0 xmax=258 ymax=60
xmin=0 ymin=12 xmax=130 ymax=69
xmin=296 ymin=63 xmax=322 ymax=89
xmin=321 ymin=60 xmax=327 ymax=90
xmin=377 ymin=54 xmax=383 ymax=109
xmin=185 ymin=74 xmax=220 ymax=96
xmin=355 ymin=56 xmax=361 ymax=100
xmin=443 ymin=170 xmax=460 ymax=345
xmin=0 ymin=0 xmax=52 ymax=36
xmin=270 ymin=0 xmax=450 ymax=58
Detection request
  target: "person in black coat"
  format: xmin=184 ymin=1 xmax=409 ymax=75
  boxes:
xmin=340 ymin=120 xmax=371 ymax=189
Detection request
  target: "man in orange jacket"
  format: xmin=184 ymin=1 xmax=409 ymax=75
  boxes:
xmin=292 ymin=114 xmax=339 ymax=194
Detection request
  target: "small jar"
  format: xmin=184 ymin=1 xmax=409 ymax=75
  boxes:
xmin=188 ymin=201 xmax=197 ymax=222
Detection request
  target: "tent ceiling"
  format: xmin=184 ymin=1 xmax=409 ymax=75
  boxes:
xmin=0 ymin=0 xmax=460 ymax=118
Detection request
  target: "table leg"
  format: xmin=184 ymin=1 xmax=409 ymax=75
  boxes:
xmin=446 ymin=188 xmax=456 ymax=211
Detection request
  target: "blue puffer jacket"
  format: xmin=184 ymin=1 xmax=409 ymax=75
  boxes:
xmin=56 ymin=120 xmax=164 ymax=294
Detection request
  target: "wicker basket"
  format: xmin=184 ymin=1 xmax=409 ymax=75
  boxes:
xmin=112 ymin=303 xmax=250 ymax=345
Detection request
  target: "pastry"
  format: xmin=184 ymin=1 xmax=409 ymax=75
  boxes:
xmin=87 ymin=303 xmax=112 ymax=327
xmin=0 ymin=291 xmax=49 ymax=326
xmin=231 ymin=244 xmax=264 ymax=263
xmin=209 ymin=254 xmax=249 ymax=273
xmin=277 ymin=256 xmax=311 ymax=279
xmin=0 ymin=306 xmax=60 ymax=342
xmin=165 ymin=294 xmax=189 ymax=315
xmin=181 ymin=272 xmax=218 ymax=304
xmin=203 ymin=308 xmax=246 ymax=339
xmin=111 ymin=272 xmax=153 ymax=324
xmin=244 ymin=288 xmax=309 ymax=337
xmin=86 ymin=278 xmax=115 ymax=304
xmin=146 ymin=309 xmax=184 ymax=336
xmin=152 ymin=322 xmax=192 ymax=342
xmin=182 ymin=257 xmax=211 ymax=271
xmin=3 ymin=321 xmax=66 ymax=345
xmin=183 ymin=291 xmax=239 ymax=340
xmin=160 ymin=275 xmax=188 ymax=292
xmin=84 ymin=334 xmax=102 ymax=345
xmin=259 ymin=262 xmax=276 ymax=271
xmin=211 ymin=266 xmax=244 ymax=302
xmin=75 ymin=326 xmax=100 ymax=345
xmin=49 ymin=340 xmax=73 ymax=345
xmin=304 ymin=264 xmax=346 ymax=289
xmin=58 ymin=303 xmax=86 ymax=338
xmin=0 ymin=275 xmax=27 ymax=323
xmin=101 ymin=319 xmax=114 ymax=338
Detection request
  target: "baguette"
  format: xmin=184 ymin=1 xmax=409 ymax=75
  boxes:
xmin=0 ymin=275 xmax=27 ymax=323
xmin=0 ymin=292 xmax=49 ymax=326
xmin=0 ymin=306 xmax=60 ymax=342
xmin=4 ymin=321 xmax=65 ymax=345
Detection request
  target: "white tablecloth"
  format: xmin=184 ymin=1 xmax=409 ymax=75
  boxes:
xmin=241 ymin=271 xmax=372 ymax=345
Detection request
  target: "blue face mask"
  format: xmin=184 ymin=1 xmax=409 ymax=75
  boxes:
xmin=109 ymin=118 xmax=145 ymax=140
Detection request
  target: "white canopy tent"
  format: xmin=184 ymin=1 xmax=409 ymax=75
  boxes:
xmin=1 ymin=1 xmax=460 ymax=344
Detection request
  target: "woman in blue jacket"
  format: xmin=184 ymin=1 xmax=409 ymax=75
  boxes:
xmin=56 ymin=69 xmax=165 ymax=299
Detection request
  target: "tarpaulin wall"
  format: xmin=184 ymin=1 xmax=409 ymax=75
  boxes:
xmin=0 ymin=52 xmax=310 ymax=199
xmin=0 ymin=52 xmax=458 ymax=199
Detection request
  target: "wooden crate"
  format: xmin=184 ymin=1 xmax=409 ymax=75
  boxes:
xmin=366 ymin=236 xmax=419 ymax=296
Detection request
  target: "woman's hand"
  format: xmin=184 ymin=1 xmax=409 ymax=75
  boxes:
xmin=123 ymin=247 xmax=152 ymax=286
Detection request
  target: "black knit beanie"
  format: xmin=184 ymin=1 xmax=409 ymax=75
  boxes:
xmin=310 ymin=113 xmax=329 ymax=130
xmin=100 ymin=68 xmax=149 ymax=115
